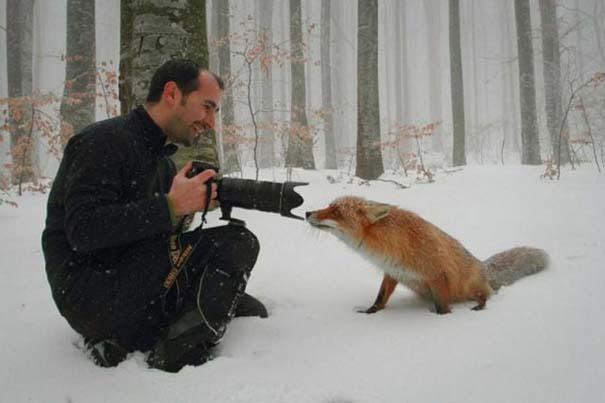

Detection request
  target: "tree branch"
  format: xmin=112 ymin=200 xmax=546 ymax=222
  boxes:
xmin=372 ymin=178 xmax=410 ymax=189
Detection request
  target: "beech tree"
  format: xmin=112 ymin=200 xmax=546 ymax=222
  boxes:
xmin=60 ymin=0 xmax=96 ymax=138
xmin=215 ymin=0 xmax=240 ymax=173
xmin=285 ymin=0 xmax=315 ymax=169
xmin=355 ymin=0 xmax=384 ymax=179
xmin=258 ymin=0 xmax=275 ymax=169
xmin=321 ymin=0 xmax=337 ymax=169
xmin=514 ymin=0 xmax=542 ymax=164
xmin=449 ymin=0 xmax=466 ymax=166
xmin=539 ymin=0 xmax=570 ymax=164
xmin=6 ymin=0 xmax=36 ymax=182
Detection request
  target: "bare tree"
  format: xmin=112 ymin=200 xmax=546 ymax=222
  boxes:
xmin=285 ymin=0 xmax=315 ymax=169
xmin=216 ymin=0 xmax=240 ymax=174
xmin=258 ymin=0 xmax=275 ymax=169
xmin=356 ymin=0 xmax=384 ymax=179
xmin=449 ymin=0 xmax=466 ymax=166
xmin=498 ymin=0 xmax=521 ymax=162
xmin=6 ymin=0 xmax=36 ymax=182
xmin=119 ymin=1 xmax=134 ymax=116
xmin=321 ymin=0 xmax=337 ymax=169
xmin=60 ymin=0 xmax=96 ymax=138
xmin=396 ymin=1 xmax=411 ymax=127
xmin=539 ymin=0 xmax=570 ymax=164
xmin=423 ymin=0 xmax=444 ymax=153
xmin=514 ymin=0 xmax=542 ymax=164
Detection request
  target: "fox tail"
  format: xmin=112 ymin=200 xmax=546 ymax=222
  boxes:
xmin=484 ymin=247 xmax=549 ymax=291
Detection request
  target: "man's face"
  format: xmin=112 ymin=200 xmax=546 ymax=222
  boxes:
xmin=166 ymin=71 xmax=221 ymax=147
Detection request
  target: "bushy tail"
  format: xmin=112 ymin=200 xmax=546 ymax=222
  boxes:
xmin=484 ymin=247 xmax=549 ymax=291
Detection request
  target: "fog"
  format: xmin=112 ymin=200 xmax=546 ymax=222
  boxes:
xmin=1 ymin=0 xmax=603 ymax=178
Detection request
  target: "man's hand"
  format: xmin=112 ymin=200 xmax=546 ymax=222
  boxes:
xmin=167 ymin=161 xmax=218 ymax=217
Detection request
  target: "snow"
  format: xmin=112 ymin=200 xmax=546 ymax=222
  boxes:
xmin=1 ymin=165 xmax=604 ymax=403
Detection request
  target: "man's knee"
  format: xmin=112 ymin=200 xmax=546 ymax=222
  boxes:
xmin=214 ymin=225 xmax=260 ymax=263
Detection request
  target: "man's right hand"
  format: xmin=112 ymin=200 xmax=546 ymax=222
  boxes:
xmin=167 ymin=161 xmax=218 ymax=217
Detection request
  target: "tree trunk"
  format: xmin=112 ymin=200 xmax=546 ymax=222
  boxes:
xmin=321 ymin=0 xmax=337 ymax=169
xmin=514 ymin=0 xmax=542 ymax=165
xmin=355 ymin=0 xmax=384 ymax=180
xmin=216 ymin=0 xmax=240 ymax=174
xmin=470 ymin=1 xmax=480 ymax=160
xmin=539 ymin=0 xmax=570 ymax=164
xmin=6 ymin=0 xmax=36 ymax=183
xmin=498 ymin=0 xmax=511 ymax=163
xmin=449 ymin=0 xmax=466 ymax=166
xmin=125 ymin=0 xmax=208 ymax=107
xmin=393 ymin=1 xmax=403 ymax=126
xmin=285 ymin=0 xmax=315 ymax=169
xmin=208 ymin=0 xmax=220 ymax=74
xmin=573 ymin=0 xmax=585 ymax=80
xmin=423 ymin=0 xmax=444 ymax=153
xmin=259 ymin=0 xmax=275 ymax=169
xmin=505 ymin=0 xmax=521 ymax=155
xmin=119 ymin=1 xmax=134 ymax=116
xmin=61 ymin=0 xmax=96 ymax=139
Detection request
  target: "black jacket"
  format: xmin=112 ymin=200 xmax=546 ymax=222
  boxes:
xmin=42 ymin=106 xmax=177 ymax=343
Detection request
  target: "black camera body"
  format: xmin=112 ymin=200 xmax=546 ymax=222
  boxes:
xmin=186 ymin=161 xmax=307 ymax=222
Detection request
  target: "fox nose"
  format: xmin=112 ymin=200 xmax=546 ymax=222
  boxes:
xmin=305 ymin=211 xmax=312 ymax=220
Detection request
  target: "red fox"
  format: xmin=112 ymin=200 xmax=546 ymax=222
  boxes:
xmin=306 ymin=196 xmax=548 ymax=314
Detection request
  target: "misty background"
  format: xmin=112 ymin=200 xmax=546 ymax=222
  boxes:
xmin=0 ymin=0 xmax=603 ymax=191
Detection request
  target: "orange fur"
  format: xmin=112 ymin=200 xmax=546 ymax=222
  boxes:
xmin=306 ymin=196 xmax=493 ymax=314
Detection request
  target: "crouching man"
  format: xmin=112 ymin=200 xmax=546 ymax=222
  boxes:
xmin=42 ymin=59 xmax=267 ymax=372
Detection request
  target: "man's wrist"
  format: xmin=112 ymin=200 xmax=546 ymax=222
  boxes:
xmin=164 ymin=194 xmax=179 ymax=226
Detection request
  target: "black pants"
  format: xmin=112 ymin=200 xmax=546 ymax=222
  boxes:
xmin=111 ymin=224 xmax=260 ymax=352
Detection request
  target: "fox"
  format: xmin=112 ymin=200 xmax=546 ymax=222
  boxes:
xmin=306 ymin=196 xmax=548 ymax=314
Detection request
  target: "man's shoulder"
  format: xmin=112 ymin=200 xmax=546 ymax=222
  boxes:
xmin=67 ymin=114 xmax=136 ymax=151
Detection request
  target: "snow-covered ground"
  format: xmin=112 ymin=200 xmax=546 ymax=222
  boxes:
xmin=1 ymin=165 xmax=604 ymax=403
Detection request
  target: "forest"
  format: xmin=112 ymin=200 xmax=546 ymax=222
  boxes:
xmin=0 ymin=0 xmax=604 ymax=199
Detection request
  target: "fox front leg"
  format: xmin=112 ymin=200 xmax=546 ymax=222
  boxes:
xmin=429 ymin=272 xmax=452 ymax=314
xmin=359 ymin=274 xmax=398 ymax=314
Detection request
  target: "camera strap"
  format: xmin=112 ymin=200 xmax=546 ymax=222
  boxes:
xmin=161 ymin=181 xmax=213 ymax=312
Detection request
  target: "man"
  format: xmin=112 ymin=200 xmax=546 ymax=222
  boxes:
xmin=42 ymin=59 xmax=267 ymax=372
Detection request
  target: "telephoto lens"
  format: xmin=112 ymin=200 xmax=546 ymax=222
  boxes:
xmin=186 ymin=161 xmax=307 ymax=220
xmin=218 ymin=178 xmax=307 ymax=220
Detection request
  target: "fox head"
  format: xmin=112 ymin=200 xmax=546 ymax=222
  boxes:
xmin=305 ymin=196 xmax=392 ymax=239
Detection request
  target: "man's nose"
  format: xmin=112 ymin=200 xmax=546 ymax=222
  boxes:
xmin=203 ymin=111 xmax=215 ymax=129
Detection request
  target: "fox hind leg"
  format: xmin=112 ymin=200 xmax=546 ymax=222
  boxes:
xmin=471 ymin=289 xmax=488 ymax=311
xmin=360 ymin=274 xmax=398 ymax=314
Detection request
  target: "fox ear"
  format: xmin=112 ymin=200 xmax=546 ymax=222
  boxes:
xmin=364 ymin=204 xmax=391 ymax=223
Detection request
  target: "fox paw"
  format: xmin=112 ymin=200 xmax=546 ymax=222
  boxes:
xmin=356 ymin=305 xmax=381 ymax=314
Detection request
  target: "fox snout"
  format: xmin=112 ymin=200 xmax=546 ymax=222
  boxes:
xmin=305 ymin=210 xmax=321 ymax=226
xmin=305 ymin=209 xmax=332 ymax=229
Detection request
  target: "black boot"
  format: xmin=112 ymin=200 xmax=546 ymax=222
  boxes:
xmin=84 ymin=338 xmax=128 ymax=368
xmin=146 ymin=309 xmax=217 ymax=373
xmin=235 ymin=293 xmax=268 ymax=318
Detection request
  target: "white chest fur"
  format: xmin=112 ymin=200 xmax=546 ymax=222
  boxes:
xmin=337 ymin=231 xmax=421 ymax=285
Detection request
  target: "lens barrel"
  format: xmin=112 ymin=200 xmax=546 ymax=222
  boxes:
xmin=218 ymin=178 xmax=306 ymax=219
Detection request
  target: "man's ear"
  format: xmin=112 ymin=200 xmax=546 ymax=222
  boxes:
xmin=163 ymin=81 xmax=179 ymax=106
xmin=364 ymin=203 xmax=391 ymax=224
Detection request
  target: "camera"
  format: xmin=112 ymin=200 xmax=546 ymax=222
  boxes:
xmin=186 ymin=161 xmax=308 ymax=221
